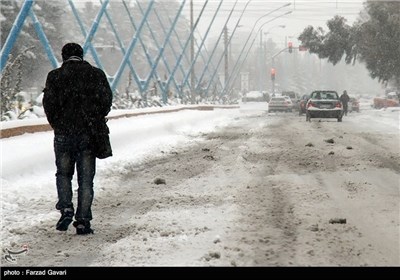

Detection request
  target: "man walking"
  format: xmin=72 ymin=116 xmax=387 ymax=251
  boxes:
xmin=340 ymin=90 xmax=350 ymax=116
xmin=43 ymin=43 xmax=113 ymax=235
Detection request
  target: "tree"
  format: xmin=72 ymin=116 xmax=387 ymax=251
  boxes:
xmin=298 ymin=1 xmax=400 ymax=86
xmin=0 ymin=48 xmax=33 ymax=120
xmin=1 ymin=0 xmax=65 ymax=88
xmin=356 ymin=1 xmax=400 ymax=85
xmin=24 ymin=1 xmax=65 ymax=85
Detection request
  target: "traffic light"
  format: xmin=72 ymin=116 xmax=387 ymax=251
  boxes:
xmin=271 ymin=68 xmax=276 ymax=80
xmin=288 ymin=42 xmax=293 ymax=53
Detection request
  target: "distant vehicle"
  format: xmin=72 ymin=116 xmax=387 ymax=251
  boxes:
xmin=373 ymin=93 xmax=399 ymax=109
xmin=349 ymin=97 xmax=360 ymax=113
xmin=282 ymin=91 xmax=299 ymax=100
xmin=242 ymin=91 xmax=267 ymax=102
xmin=298 ymin=94 xmax=310 ymax=115
xmin=268 ymin=96 xmax=292 ymax=112
xmin=282 ymin=91 xmax=300 ymax=110
xmin=283 ymin=96 xmax=293 ymax=111
xmin=306 ymin=90 xmax=343 ymax=122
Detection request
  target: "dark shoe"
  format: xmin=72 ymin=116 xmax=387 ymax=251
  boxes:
xmin=73 ymin=221 xmax=94 ymax=235
xmin=56 ymin=208 xmax=74 ymax=231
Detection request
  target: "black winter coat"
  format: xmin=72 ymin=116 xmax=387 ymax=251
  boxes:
xmin=43 ymin=60 xmax=113 ymax=135
xmin=340 ymin=93 xmax=350 ymax=105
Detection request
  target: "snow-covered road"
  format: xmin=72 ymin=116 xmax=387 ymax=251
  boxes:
xmin=1 ymin=102 xmax=399 ymax=266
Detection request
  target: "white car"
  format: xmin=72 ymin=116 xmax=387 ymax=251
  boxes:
xmin=242 ymin=91 xmax=266 ymax=102
xmin=283 ymin=96 xmax=293 ymax=111
xmin=268 ymin=97 xmax=293 ymax=112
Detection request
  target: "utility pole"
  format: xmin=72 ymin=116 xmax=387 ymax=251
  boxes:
xmin=272 ymin=58 xmax=276 ymax=95
xmin=259 ymin=30 xmax=263 ymax=92
xmin=190 ymin=0 xmax=195 ymax=103
xmin=224 ymin=26 xmax=229 ymax=91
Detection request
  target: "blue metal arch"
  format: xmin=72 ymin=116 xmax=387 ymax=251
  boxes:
xmin=0 ymin=0 xmax=251 ymax=105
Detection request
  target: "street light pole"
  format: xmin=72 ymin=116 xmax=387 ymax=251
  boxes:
xmin=226 ymin=10 xmax=292 ymax=96
xmin=224 ymin=26 xmax=229 ymax=89
xmin=259 ymin=25 xmax=285 ymax=92
xmin=264 ymin=25 xmax=286 ymax=41
xmin=229 ymin=24 xmax=242 ymax=86
xmin=203 ymin=0 xmax=251 ymax=98
xmin=223 ymin=3 xmax=291 ymax=94
xmin=263 ymin=25 xmax=285 ymax=93
xmin=190 ymin=0 xmax=195 ymax=103
xmin=195 ymin=0 xmax=239 ymax=95
xmin=259 ymin=30 xmax=263 ymax=92
xmin=222 ymin=1 xmax=250 ymax=97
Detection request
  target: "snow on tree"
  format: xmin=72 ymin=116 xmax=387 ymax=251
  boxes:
xmin=298 ymin=1 xmax=400 ymax=87
xmin=1 ymin=0 xmax=65 ymax=89
xmin=0 ymin=48 xmax=33 ymax=120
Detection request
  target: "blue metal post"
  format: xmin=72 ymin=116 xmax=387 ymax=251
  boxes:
xmin=28 ymin=10 xmax=59 ymax=69
xmin=122 ymin=0 xmax=158 ymax=94
xmin=147 ymin=6 xmax=192 ymax=96
xmin=155 ymin=6 xmax=212 ymax=95
xmin=196 ymin=0 xmax=238 ymax=94
xmin=140 ymin=0 xmax=186 ymax=104
xmin=0 ymin=0 xmax=34 ymax=72
xmin=111 ymin=0 xmax=155 ymax=93
xmin=82 ymin=0 xmax=110 ymax=56
xmin=181 ymin=0 xmax=223 ymax=96
xmin=228 ymin=33 xmax=262 ymax=96
xmin=160 ymin=2 xmax=220 ymax=97
xmin=159 ymin=2 xmax=194 ymax=74
xmin=205 ymin=1 xmax=251 ymax=98
xmin=102 ymin=0 xmax=144 ymax=90
xmin=135 ymin=0 xmax=173 ymax=98
xmin=164 ymin=0 xmax=208 ymax=97
xmin=68 ymin=0 xmax=105 ymax=71
xmin=219 ymin=0 xmax=252 ymax=96
xmin=152 ymin=8 xmax=184 ymax=95
xmin=195 ymin=31 xmax=223 ymax=92
xmin=156 ymin=3 xmax=194 ymax=93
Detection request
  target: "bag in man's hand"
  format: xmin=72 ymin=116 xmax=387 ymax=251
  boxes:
xmin=90 ymin=118 xmax=113 ymax=159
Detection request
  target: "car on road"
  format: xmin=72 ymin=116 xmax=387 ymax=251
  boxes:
xmin=242 ymin=91 xmax=268 ymax=102
xmin=349 ymin=97 xmax=360 ymax=113
xmin=282 ymin=91 xmax=300 ymax=110
xmin=268 ymin=96 xmax=293 ymax=112
xmin=283 ymin=96 xmax=293 ymax=111
xmin=306 ymin=90 xmax=343 ymax=122
xmin=372 ymin=94 xmax=399 ymax=109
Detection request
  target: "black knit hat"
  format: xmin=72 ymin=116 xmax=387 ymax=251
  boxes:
xmin=61 ymin=43 xmax=83 ymax=61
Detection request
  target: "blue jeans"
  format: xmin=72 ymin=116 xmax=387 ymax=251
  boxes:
xmin=54 ymin=134 xmax=96 ymax=221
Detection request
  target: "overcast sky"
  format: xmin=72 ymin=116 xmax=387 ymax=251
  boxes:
xmin=185 ymin=0 xmax=366 ymax=48
xmin=69 ymin=0 xmax=367 ymax=48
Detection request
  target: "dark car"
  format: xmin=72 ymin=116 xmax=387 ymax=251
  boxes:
xmin=306 ymin=90 xmax=343 ymax=122
xmin=298 ymin=94 xmax=310 ymax=115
